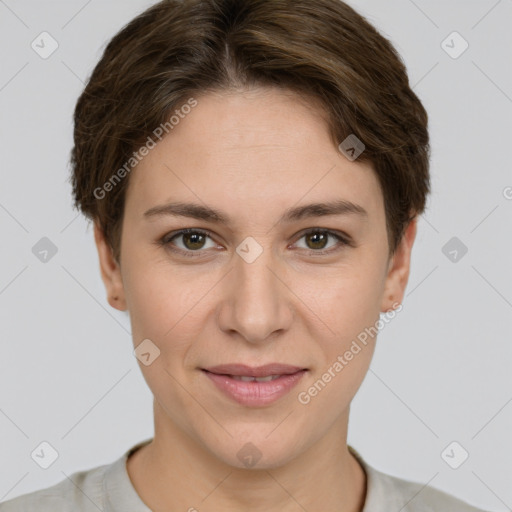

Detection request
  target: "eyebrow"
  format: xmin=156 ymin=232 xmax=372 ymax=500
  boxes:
xmin=143 ymin=199 xmax=367 ymax=225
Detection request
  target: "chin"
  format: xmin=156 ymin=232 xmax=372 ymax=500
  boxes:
xmin=203 ymin=430 xmax=306 ymax=471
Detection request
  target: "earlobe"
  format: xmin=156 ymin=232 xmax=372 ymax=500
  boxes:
xmin=93 ymin=222 xmax=127 ymax=311
xmin=380 ymin=217 xmax=418 ymax=313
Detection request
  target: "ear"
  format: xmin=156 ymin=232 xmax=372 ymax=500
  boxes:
xmin=93 ymin=221 xmax=127 ymax=311
xmin=380 ymin=217 xmax=418 ymax=313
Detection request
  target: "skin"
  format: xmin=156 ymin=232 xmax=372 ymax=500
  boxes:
xmin=94 ymin=86 xmax=417 ymax=512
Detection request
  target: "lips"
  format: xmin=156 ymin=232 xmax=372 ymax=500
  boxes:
xmin=203 ymin=363 xmax=306 ymax=378
xmin=202 ymin=363 xmax=307 ymax=406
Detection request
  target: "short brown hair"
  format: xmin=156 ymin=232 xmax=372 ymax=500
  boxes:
xmin=70 ymin=0 xmax=430 ymax=264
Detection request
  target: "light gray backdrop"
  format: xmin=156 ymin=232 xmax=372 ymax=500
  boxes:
xmin=0 ymin=0 xmax=511 ymax=510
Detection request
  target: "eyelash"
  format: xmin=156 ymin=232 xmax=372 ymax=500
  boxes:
xmin=158 ymin=228 xmax=353 ymax=258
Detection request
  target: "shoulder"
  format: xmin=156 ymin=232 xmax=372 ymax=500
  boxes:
xmin=0 ymin=439 xmax=152 ymax=512
xmin=350 ymin=447 xmax=491 ymax=512
xmin=368 ymin=467 xmax=489 ymax=512
xmin=0 ymin=462 xmax=108 ymax=512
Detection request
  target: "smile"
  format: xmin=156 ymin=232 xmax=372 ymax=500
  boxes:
xmin=202 ymin=366 xmax=307 ymax=407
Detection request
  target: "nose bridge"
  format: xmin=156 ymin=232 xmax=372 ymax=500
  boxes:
xmin=217 ymin=240 xmax=293 ymax=343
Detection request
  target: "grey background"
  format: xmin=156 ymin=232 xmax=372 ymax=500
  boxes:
xmin=0 ymin=0 xmax=511 ymax=509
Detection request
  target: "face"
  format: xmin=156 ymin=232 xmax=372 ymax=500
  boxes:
xmin=95 ymin=86 xmax=416 ymax=469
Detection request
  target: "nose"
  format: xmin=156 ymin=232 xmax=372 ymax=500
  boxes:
xmin=216 ymin=245 xmax=294 ymax=344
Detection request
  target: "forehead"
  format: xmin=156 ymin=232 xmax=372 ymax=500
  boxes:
xmin=124 ymin=87 xmax=384 ymax=224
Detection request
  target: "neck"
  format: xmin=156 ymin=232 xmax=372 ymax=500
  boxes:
xmin=127 ymin=401 xmax=367 ymax=512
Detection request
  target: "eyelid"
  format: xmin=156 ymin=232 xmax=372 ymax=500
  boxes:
xmin=293 ymin=227 xmax=352 ymax=247
xmin=160 ymin=227 xmax=353 ymax=257
xmin=161 ymin=228 xmax=218 ymax=258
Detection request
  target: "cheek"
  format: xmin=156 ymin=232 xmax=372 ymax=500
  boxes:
xmin=298 ymin=255 xmax=386 ymax=391
xmin=122 ymin=263 xmax=208 ymax=412
xmin=122 ymin=253 xmax=219 ymax=361
xmin=305 ymin=262 xmax=386 ymax=338
xmin=294 ymin=271 xmax=382 ymax=418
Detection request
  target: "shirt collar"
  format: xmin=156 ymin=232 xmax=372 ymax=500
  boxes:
xmin=103 ymin=438 xmax=153 ymax=512
xmin=349 ymin=445 xmax=407 ymax=511
xmin=104 ymin=440 xmax=382 ymax=512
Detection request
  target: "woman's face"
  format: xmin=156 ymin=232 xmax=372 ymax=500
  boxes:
xmin=96 ymin=86 xmax=415 ymax=468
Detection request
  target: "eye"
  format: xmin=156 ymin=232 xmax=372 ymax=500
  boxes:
xmin=162 ymin=228 xmax=217 ymax=257
xmin=159 ymin=227 xmax=352 ymax=258
xmin=292 ymin=228 xmax=351 ymax=254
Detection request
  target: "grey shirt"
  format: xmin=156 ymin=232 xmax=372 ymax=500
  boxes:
xmin=0 ymin=439 xmax=488 ymax=511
